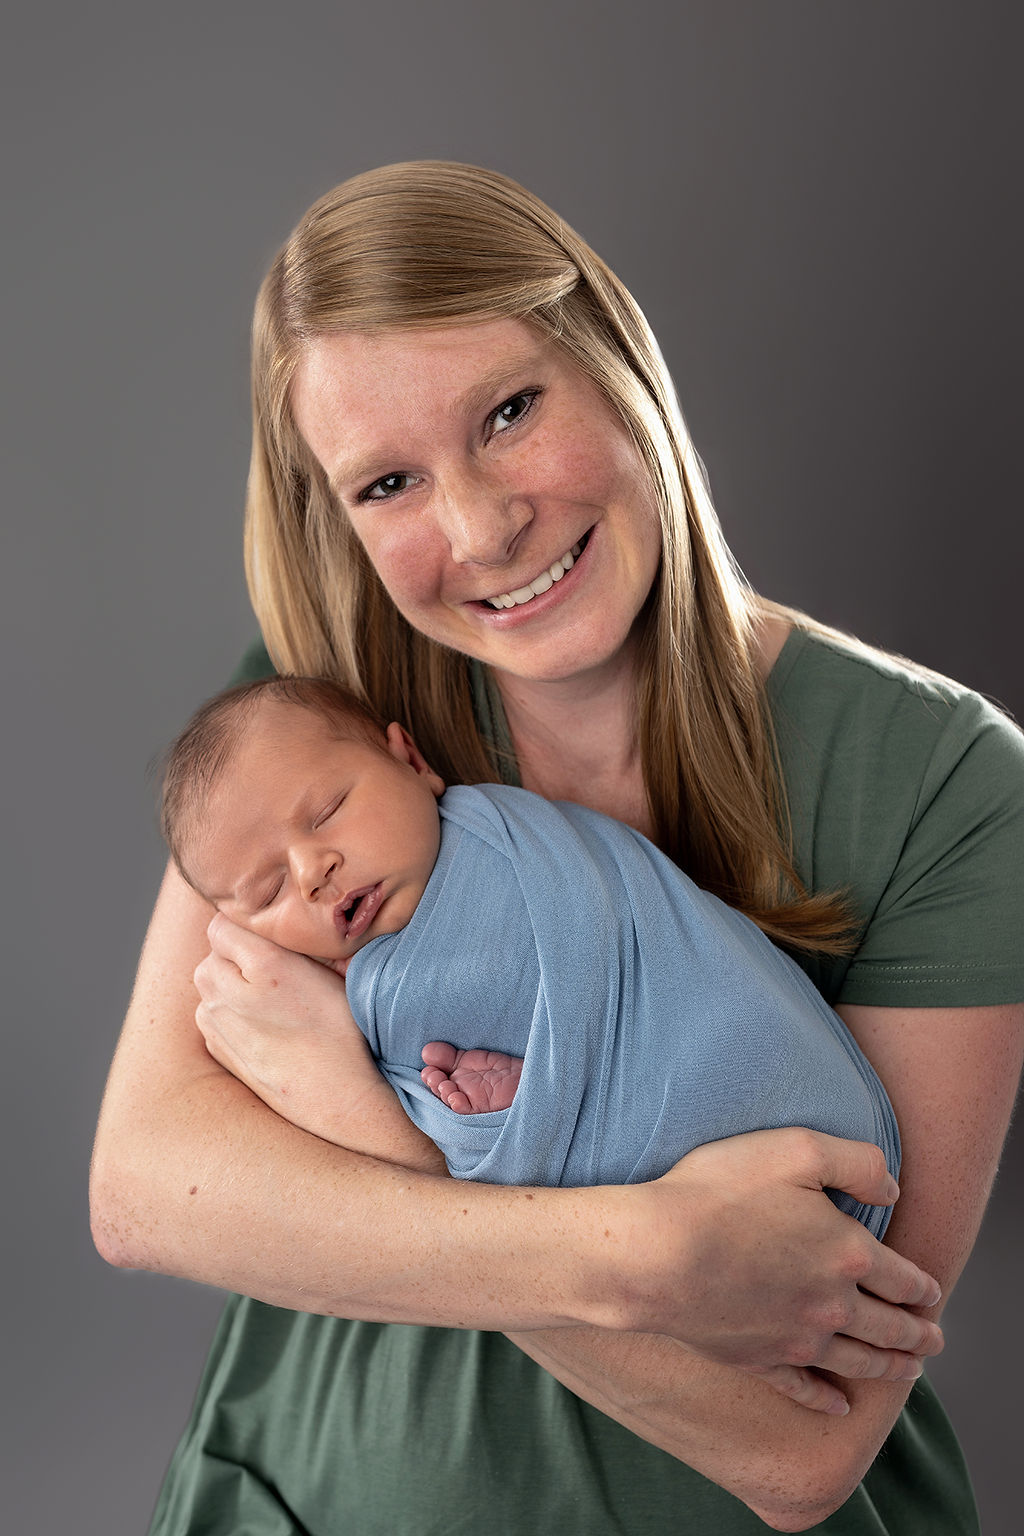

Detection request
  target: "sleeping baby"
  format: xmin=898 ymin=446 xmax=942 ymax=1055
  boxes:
xmin=161 ymin=674 xmax=898 ymax=1228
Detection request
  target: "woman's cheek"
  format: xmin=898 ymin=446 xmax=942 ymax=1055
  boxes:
xmin=351 ymin=510 xmax=421 ymax=590
xmin=358 ymin=519 xmax=449 ymax=624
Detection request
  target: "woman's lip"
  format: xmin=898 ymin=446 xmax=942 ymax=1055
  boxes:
xmin=333 ymin=883 xmax=384 ymax=940
xmin=468 ymin=529 xmax=592 ymax=619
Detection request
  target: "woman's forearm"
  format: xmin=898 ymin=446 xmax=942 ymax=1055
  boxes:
xmin=92 ymin=1056 xmax=599 ymax=1322
xmin=506 ymin=1323 xmax=921 ymax=1532
xmin=91 ymin=1026 xmax=941 ymax=1357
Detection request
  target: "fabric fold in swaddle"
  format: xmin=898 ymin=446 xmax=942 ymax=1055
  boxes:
xmin=346 ymin=785 xmax=899 ymax=1237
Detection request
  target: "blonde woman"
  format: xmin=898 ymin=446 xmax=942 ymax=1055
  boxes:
xmin=92 ymin=163 xmax=1024 ymax=1534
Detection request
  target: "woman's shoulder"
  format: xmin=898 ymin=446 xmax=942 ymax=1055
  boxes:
xmin=769 ymin=619 xmax=1024 ymax=1006
xmin=767 ymin=619 xmax=1022 ymax=788
xmin=770 ymin=617 xmax=1002 ymax=713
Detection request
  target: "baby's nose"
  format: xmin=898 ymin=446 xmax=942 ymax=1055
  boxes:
xmin=306 ymin=859 xmax=339 ymax=900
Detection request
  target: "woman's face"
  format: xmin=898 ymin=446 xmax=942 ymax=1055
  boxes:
xmin=290 ymin=318 xmax=663 ymax=690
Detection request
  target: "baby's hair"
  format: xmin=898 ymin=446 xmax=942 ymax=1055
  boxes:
xmin=160 ymin=675 xmax=388 ymax=889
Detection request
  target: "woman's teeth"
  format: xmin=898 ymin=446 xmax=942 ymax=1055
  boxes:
xmin=485 ymin=543 xmax=582 ymax=609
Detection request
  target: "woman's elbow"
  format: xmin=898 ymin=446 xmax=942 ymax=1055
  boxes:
xmin=745 ymin=1452 xmax=867 ymax=1532
xmin=89 ymin=1111 xmax=171 ymax=1272
xmin=750 ymin=1495 xmax=850 ymax=1534
xmin=89 ymin=1145 xmax=143 ymax=1269
xmin=90 ymin=1201 xmax=135 ymax=1269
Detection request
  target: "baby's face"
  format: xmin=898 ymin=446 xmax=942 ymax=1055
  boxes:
xmin=191 ymin=700 xmax=445 ymax=973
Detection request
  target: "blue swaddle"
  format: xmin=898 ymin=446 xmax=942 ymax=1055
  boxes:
xmin=346 ymin=785 xmax=899 ymax=1236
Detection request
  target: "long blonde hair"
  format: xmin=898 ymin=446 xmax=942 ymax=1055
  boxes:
xmin=245 ymin=160 xmax=848 ymax=949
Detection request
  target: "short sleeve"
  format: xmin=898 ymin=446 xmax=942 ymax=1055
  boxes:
xmin=769 ymin=630 xmax=1024 ymax=1008
xmin=838 ymin=693 xmax=1024 ymax=1006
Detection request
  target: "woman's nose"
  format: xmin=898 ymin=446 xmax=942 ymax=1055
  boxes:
xmin=433 ymin=469 xmax=532 ymax=566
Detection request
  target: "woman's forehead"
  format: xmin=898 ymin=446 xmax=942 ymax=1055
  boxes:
xmin=294 ymin=317 xmax=544 ymax=409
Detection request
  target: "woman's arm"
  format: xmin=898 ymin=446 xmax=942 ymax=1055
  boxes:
xmin=91 ymin=864 xmax=592 ymax=1322
xmin=507 ymin=1001 xmax=1024 ymax=1529
xmin=91 ymin=863 xmax=942 ymax=1355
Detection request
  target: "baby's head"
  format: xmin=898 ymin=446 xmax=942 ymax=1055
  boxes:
xmin=162 ymin=676 xmax=445 ymax=973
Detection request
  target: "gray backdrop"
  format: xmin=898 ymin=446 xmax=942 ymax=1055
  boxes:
xmin=4 ymin=3 xmax=1021 ymax=1532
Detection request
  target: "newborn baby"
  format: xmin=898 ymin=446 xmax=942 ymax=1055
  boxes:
xmin=162 ymin=674 xmax=899 ymax=1227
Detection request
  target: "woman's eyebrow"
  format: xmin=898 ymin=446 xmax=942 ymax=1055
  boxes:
xmin=329 ymin=346 xmax=548 ymax=494
xmin=452 ymin=348 xmax=547 ymax=420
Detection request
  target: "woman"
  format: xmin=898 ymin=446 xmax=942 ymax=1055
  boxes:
xmin=91 ymin=162 xmax=1024 ymax=1533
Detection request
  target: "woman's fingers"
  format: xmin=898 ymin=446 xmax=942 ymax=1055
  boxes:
xmin=843 ymin=1232 xmax=942 ymax=1313
xmin=193 ymin=949 xmax=242 ymax=999
xmin=744 ymin=1364 xmax=851 ymax=1416
xmin=198 ymin=914 xmax=346 ymax=1021
xmin=772 ymin=1130 xmax=944 ymax=1316
xmin=743 ymin=1347 xmax=923 ymax=1415
xmin=825 ymin=1292 xmax=944 ymax=1363
xmin=627 ymin=1128 xmax=947 ymax=1376
xmin=812 ymin=1133 xmax=901 ymax=1209
xmin=806 ymin=1135 xmax=945 ymax=1327
xmin=206 ymin=911 xmax=300 ymax=980
xmin=750 ymin=1332 xmax=931 ymax=1415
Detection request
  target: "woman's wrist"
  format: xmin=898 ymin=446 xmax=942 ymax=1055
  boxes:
xmin=497 ymin=1179 xmax=696 ymax=1339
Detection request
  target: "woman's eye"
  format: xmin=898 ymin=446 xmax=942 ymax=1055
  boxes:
xmin=490 ymin=390 xmax=538 ymax=436
xmin=359 ymin=472 xmax=415 ymax=503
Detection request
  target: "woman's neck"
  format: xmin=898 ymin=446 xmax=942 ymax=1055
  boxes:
xmin=493 ymin=647 xmax=653 ymax=837
xmin=489 ymin=604 xmax=792 ymax=839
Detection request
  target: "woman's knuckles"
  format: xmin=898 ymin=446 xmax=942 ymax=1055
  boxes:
xmin=811 ymin=1296 xmax=856 ymax=1336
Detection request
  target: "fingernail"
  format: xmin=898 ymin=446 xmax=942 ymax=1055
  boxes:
xmin=903 ymin=1358 xmax=924 ymax=1380
xmin=827 ymin=1398 xmax=851 ymax=1416
xmin=885 ymin=1176 xmax=900 ymax=1201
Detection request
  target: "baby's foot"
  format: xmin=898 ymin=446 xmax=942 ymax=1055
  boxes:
xmin=421 ymin=1041 xmax=523 ymax=1114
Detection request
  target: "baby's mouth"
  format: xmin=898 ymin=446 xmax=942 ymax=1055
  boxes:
xmin=482 ymin=533 xmax=589 ymax=610
xmin=333 ymin=884 xmax=384 ymax=941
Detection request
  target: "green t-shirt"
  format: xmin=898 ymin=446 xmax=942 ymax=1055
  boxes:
xmin=150 ymin=628 xmax=1024 ymax=1535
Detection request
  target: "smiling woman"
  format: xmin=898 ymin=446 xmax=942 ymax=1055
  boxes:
xmin=91 ymin=161 xmax=1024 ymax=1535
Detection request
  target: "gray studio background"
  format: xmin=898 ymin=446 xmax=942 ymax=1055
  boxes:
xmin=4 ymin=4 xmax=1021 ymax=1532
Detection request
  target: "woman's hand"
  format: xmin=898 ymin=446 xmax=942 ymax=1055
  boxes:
xmin=580 ymin=1127 xmax=942 ymax=1418
xmin=194 ymin=912 xmax=359 ymax=1129
xmin=634 ymin=1129 xmax=942 ymax=1374
xmin=194 ymin=912 xmax=443 ymax=1169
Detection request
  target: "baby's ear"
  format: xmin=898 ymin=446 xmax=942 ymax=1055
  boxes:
xmin=384 ymin=722 xmax=445 ymax=798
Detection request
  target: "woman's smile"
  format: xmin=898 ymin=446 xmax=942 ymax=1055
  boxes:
xmin=290 ymin=319 xmax=662 ymax=689
xmin=479 ymin=535 xmax=586 ymax=611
